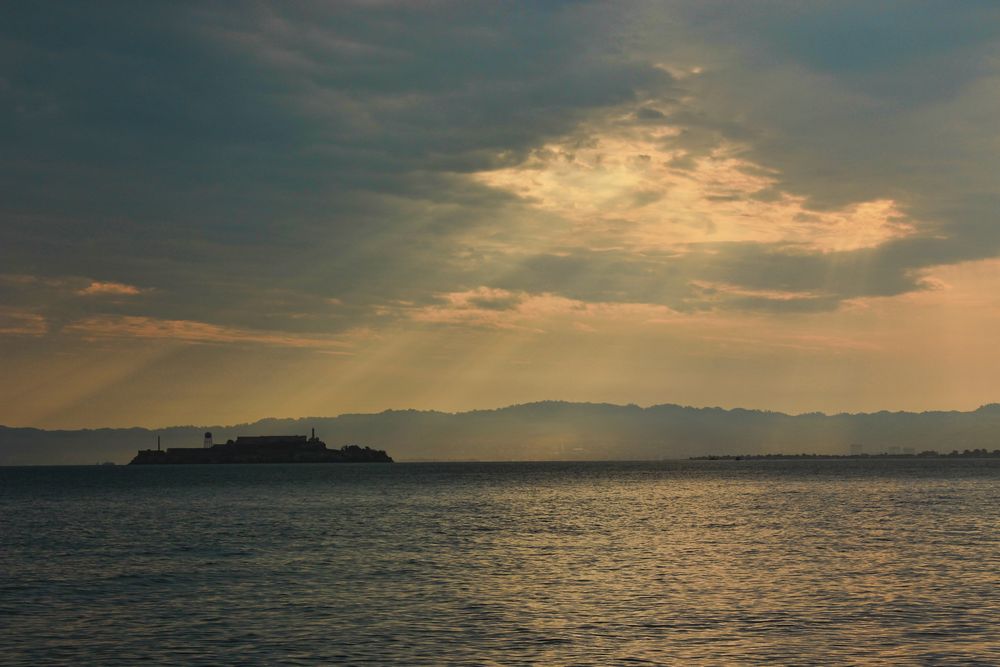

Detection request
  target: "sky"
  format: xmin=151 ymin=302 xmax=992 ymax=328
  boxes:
xmin=3 ymin=1 xmax=1000 ymax=428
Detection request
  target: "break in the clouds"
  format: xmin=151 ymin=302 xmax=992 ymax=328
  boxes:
xmin=3 ymin=1 xmax=1000 ymax=426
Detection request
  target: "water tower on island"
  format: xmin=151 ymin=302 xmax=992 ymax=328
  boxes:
xmin=204 ymin=431 xmax=213 ymax=448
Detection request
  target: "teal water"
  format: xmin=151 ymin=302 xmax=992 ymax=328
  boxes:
xmin=2 ymin=460 xmax=999 ymax=665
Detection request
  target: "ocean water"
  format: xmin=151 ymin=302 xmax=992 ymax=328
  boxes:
xmin=1 ymin=459 xmax=998 ymax=665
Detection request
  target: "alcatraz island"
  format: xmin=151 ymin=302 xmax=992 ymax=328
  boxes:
xmin=130 ymin=430 xmax=392 ymax=465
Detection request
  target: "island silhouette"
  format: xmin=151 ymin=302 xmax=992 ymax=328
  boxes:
xmin=130 ymin=430 xmax=392 ymax=465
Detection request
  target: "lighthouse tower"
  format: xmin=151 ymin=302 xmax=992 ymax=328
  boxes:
xmin=203 ymin=431 xmax=213 ymax=448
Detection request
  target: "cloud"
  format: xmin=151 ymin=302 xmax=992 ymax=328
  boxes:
xmin=0 ymin=2 xmax=679 ymax=334
xmin=77 ymin=281 xmax=145 ymax=296
xmin=62 ymin=315 xmax=358 ymax=351
xmin=1 ymin=0 xmax=1000 ymax=393
xmin=409 ymin=288 xmax=536 ymax=330
xmin=408 ymin=287 xmax=675 ymax=331
xmin=476 ymin=125 xmax=915 ymax=253
xmin=647 ymin=3 xmax=1000 ymax=245
xmin=452 ymin=2 xmax=1000 ymax=315
xmin=0 ymin=307 xmax=46 ymax=335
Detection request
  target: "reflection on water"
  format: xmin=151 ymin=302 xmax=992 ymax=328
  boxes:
xmin=2 ymin=460 xmax=999 ymax=665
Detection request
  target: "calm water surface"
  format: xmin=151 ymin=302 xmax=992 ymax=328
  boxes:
xmin=2 ymin=459 xmax=999 ymax=665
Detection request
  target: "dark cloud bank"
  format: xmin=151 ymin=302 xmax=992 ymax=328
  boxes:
xmin=3 ymin=1 xmax=1000 ymax=336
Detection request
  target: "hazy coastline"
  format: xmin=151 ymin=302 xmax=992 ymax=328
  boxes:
xmin=7 ymin=400 xmax=1000 ymax=465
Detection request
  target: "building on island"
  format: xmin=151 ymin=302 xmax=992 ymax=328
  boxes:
xmin=130 ymin=430 xmax=392 ymax=464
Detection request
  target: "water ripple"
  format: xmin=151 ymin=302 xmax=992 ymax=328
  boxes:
xmin=1 ymin=459 xmax=998 ymax=665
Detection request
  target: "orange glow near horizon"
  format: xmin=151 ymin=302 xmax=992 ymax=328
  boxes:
xmin=5 ymin=257 xmax=1000 ymax=428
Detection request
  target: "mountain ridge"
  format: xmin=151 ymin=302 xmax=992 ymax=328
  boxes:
xmin=4 ymin=401 xmax=1000 ymax=465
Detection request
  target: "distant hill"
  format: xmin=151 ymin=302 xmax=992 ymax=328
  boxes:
xmin=3 ymin=401 xmax=1000 ymax=465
